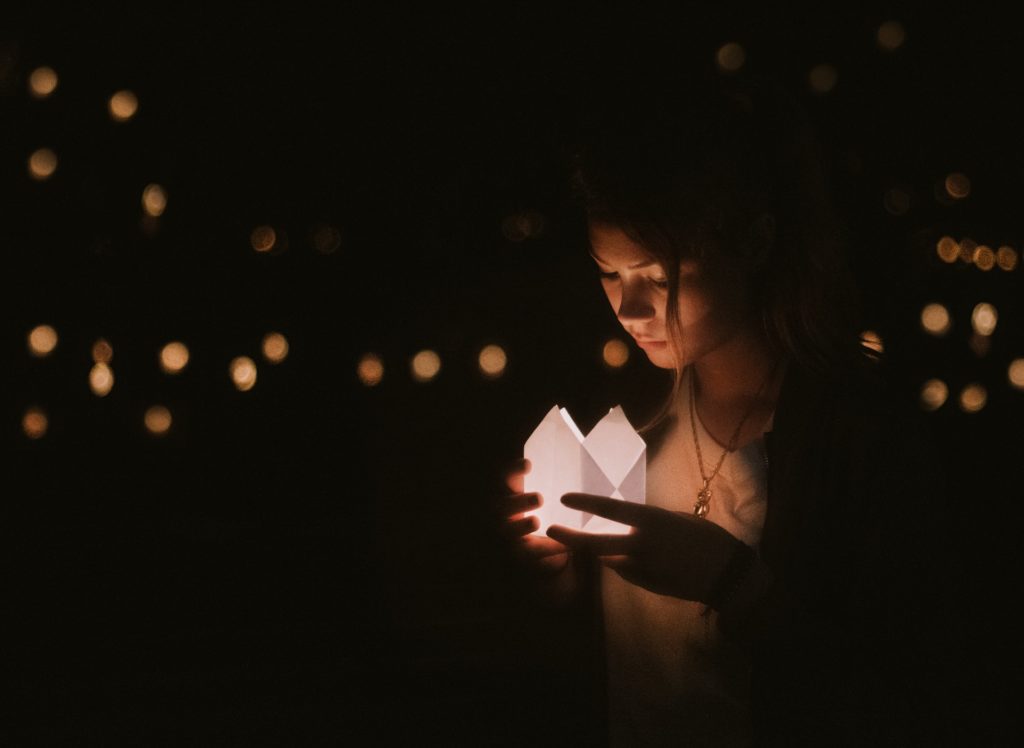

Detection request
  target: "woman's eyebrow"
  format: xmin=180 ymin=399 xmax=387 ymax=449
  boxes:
xmin=589 ymin=251 xmax=658 ymax=269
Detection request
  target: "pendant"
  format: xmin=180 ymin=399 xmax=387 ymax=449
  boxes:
xmin=694 ymin=478 xmax=712 ymax=518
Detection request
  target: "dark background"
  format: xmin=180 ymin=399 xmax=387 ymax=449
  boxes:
xmin=6 ymin=7 xmax=1020 ymax=744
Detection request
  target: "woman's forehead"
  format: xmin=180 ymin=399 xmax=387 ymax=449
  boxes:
xmin=588 ymin=221 xmax=702 ymax=272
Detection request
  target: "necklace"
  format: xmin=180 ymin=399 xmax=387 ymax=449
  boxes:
xmin=689 ymin=354 xmax=782 ymax=518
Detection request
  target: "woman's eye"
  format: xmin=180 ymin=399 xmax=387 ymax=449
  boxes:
xmin=598 ymin=271 xmax=619 ymax=281
xmin=651 ymin=277 xmax=669 ymax=289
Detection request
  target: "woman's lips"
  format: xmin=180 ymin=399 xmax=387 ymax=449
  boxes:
xmin=636 ymin=339 xmax=667 ymax=349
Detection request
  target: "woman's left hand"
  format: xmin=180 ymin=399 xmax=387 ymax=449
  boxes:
xmin=546 ymin=493 xmax=743 ymax=603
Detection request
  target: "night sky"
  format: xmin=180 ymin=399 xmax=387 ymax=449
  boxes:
xmin=7 ymin=7 xmax=1020 ymax=743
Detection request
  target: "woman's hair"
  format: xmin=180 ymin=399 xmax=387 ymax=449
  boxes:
xmin=561 ymin=70 xmax=880 ymax=432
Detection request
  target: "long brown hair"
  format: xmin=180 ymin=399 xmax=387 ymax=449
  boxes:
xmin=561 ymin=71 xmax=880 ymax=432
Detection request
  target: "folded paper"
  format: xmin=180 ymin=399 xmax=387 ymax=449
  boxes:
xmin=523 ymin=405 xmax=646 ymax=536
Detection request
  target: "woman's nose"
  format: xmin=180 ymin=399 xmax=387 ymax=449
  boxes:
xmin=616 ymin=282 xmax=657 ymax=322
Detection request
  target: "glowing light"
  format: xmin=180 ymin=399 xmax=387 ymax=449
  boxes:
xmin=357 ymin=353 xmax=384 ymax=386
xmin=501 ymin=211 xmax=546 ymax=242
xmin=142 ymin=184 xmax=167 ymax=217
xmin=920 ymin=304 xmax=951 ymax=336
xmin=877 ymin=21 xmax=906 ymax=51
xmin=262 ymin=332 xmax=289 ymax=363
xmin=144 ymin=405 xmax=172 ymax=434
xmin=945 ymin=172 xmax=970 ymax=200
xmin=28 ymin=66 xmax=58 ymax=98
xmin=89 ymin=363 xmax=114 ymax=396
xmin=251 ymin=225 xmax=276 ymax=253
xmin=808 ymin=64 xmax=838 ymax=94
xmin=92 ymin=338 xmax=113 ymax=363
xmin=478 ymin=344 xmax=508 ymax=378
xmin=28 ymin=324 xmax=58 ymax=357
xmin=109 ymin=89 xmax=139 ymax=121
xmin=411 ymin=350 xmax=441 ymax=382
xmin=919 ymin=379 xmax=948 ymax=411
xmin=996 ymin=246 xmax=1018 ymax=271
xmin=28 ymin=148 xmax=58 ymax=180
xmin=973 ymin=245 xmax=995 ymax=271
xmin=1008 ymin=358 xmax=1024 ymax=390
xmin=936 ymin=236 xmax=959 ymax=263
xmin=860 ymin=330 xmax=884 ymax=354
xmin=971 ymin=303 xmax=997 ymax=336
xmin=230 ymin=356 xmax=257 ymax=391
xmin=968 ymin=332 xmax=991 ymax=358
xmin=958 ymin=237 xmax=977 ymax=264
xmin=959 ymin=384 xmax=987 ymax=413
xmin=312 ymin=223 xmax=342 ymax=254
xmin=883 ymin=188 xmax=910 ymax=216
xmin=23 ymin=407 xmax=48 ymax=439
xmin=603 ymin=339 xmax=630 ymax=368
xmin=160 ymin=341 xmax=190 ymax=374
xmin=716 ymin=42 xmax=745 ymax=72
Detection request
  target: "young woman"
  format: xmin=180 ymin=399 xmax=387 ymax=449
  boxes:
xmin=498 ymin=72 xmax=951 ymax=745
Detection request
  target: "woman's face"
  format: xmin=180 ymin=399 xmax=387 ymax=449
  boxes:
xmin=588 ymin=221 xmax=757 ymax=371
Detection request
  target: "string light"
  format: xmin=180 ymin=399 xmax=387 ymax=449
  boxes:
xmin=920 ymin=304 xmax=951 ymax=336
xmin=958 ymin=384 xmax=987 ymax=413
xmin=972 ymin=245 xmax=995 ymax=271
xmin=262 ymin=332 xmax=289 ymax=363
xmin=92 ymin=338 xmax=113 ymax=363
xmin=109 ymin=89 xmax=139 ymax=121
xmin=411 ymin=350 xmax=441 ymax=382
xmin=28 ymin=324 xmax=58 ymax=357
xmin=919 ymin=379 xmax=948 ymax=411
xmin=23 ymin=407 xmax=48 ymax=439
xmin=89 ymin=363 xmax=114 ymax=397
xmin=357 ymin=353 xmax=384 ymax=386
xmin=160 ymin=342 xmax=190 ymax=374
xmin=251 ymin=225 xmax=276 ymax=253
xmin=312 ymin=223 xmax=342 ymax=254
xmin=996 ymin=246 xmax=1018 ymax=271
xmin=877 ymin=21 xmax=906 ymax=51
xmin=936 ymin=236 xmax=959 ymax=263
xmin=478 ymin=344 xmax=507 ymax=378
xmin=603 ymin=339 xmax=630 ymax=368
xmin=145 ymin=405 xmax=172 ymax=434
xmin=28 ymin=148 xmax=58 ymax=180
xmin=230 ymin=356 xmax=257 ymax=391
xmin=28 ymin=66 xmax=58 ymax=98
xmin=715 ymin=42 xmax=745 ymax=73
xmin=958 ymin=237 xmax=977 ymax=264
xmin=1008 ymin=359 xmax=1024 ymax=390
xmin=808 ymin=64 xmax=838 ymax=94
xmin=971 ymin=303 xmax=998 ymax=336
xmin=944 ymin=172 xmax=970 ymax=200
xmin=142 ymin=184 xmax=167 ymax=217
xmin=883 ymin=188 xmax=910 ymax=216
xmin=860 ymin=330 xmax=884 ymax=354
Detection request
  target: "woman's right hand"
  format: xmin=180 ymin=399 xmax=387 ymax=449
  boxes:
xmin=499 ymin=458 xmax=571 ymax=576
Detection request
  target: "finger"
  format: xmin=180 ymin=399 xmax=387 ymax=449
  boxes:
xmin=519 ymin=534 xmax=568 ymax=558
xmin=560 ymin=493 xmax=658 ymax=528
xmin=502 ymin=514 xmax=538 ymax=540
xmin=504 ymin=458 xmax=531 ymax=493
xmin=546 ymin=525 xmax=636 ymax=556
xmin=500 ymin=492 xmax=541 ymax=518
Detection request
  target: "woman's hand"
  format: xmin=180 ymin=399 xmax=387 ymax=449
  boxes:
xmin=497 ymin=458 xmax=571 ymax=576
xmin=546 ymin=493 xmax=743 ymax=603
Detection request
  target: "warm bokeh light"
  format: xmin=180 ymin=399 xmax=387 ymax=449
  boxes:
xmin=919 ymin=379 xmax=948 ymax=411
xmin=716 ymin=42 xmax=745 ymax=72
xmin=312 ymin=223 xmax=342 ymax=254
xmin=603 ymin=339 xmax=630 ymax=368
xmin=500 ymin=211 xmax=545 ymax=242
xmin=109 ymin=89 xmax=139 ymax=121
xmin=996 ymin=245 xmax=1018 ymax=271
xmin=142 ymin=183 xmax=167 ymax=217
xmin=971 ymin=303 xmax=998 ymax=336
xmin=936 ymin=236 xmax=959 ymax=263
xmin=357 ymin=353 xmax=384 ymax=386
xmin=230 ymin=356 xmax=258 ymax=391
xmin=920 ymin=303 xmax=951 ymax=336
xmin=23 ymin=407 xmax=48 ymax=439
xmin=959 ymin=384 xmax=987 ymax=413
xmin=945 ymin=172 xmax=970 ymax=200
xmin=877 ymin=21 xmax=906 ymax=51
xmin=89 ymin=363 xmax=114 ymax=397
xmin=28 ymin=324 xmax=58 ymax=357
xmin=958 ymin=237 xmax=977 ymax=264
xmin=973 ymin=245 xmax=995 ymax=271
xmin=478 ymin=344 xmax=508 ymax=378
xmin=251 ymin=225 xmax=277 ymax=253
xmin=968 ymin=332 xmax=991 ymax=358
xmin=411 ymin=350 xmax=442 ymax=382
xmin=144 ymin=405 xmax=172 ymax=434
xmin=92 ymin=338 xmax=113 ymax=363
xmin=860 ymin=330 xmax=884 ymax=354
xmin=262 ymin=332 xmax=289 ymax=363
xmin=28 ymin=66 xmax=58 ymax=98
xmin=28 ymin=148 xmax=58 ymax=180
xmin=883 ymin=188 xmax=910 ymax=216
xmin=808 ymin=64 xmax=838 ymax=94
xmin=1008 ymin=358 xmax=1024 ymax=390
xmin=160 ymin=341 xmax=190 ymax=373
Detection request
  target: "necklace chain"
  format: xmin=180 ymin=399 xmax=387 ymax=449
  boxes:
xmin=689 ymin=355 xmax=782 ymax=518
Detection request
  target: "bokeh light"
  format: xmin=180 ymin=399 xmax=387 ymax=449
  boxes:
xmin=1008 ymin=358 xmax=1024 ymax=390
xmin=145 ymin=405 xmax=172 ymax=434
xmin=996 ymin=246 xmax=1018 ymax=271
xmin=715 ymin=42 xmax=745 ymax=72
xmin=28 ymin=324 xmax=58 ymax=357
xmin=945 ymin=172 xmax=971 ymax=200
xmin=312 ymin=223 xmax=342 ymax=254
xmin=877 ymin=21 xmax=906 ymax=51
xmin=808 ymin=64 xmax=838 ymax=94
xmin=958 ymin=237 xmax=977 ymax=263
xmin=92 ymin=338 xmax=113 ymax=363
xmin=89 ymin=363 xmax=114 ymax=397
xmin=411 ymin=350 xmax=442 ymax=382
xmin=919 ymin=379 xmax=948 ymax=411
xmin=109 ymin=89 xmax=139 ymax=121
xmin=251 ymin=225 xmax=277 ymax=253
xmin=883 ymin=188 xmax=910 ymax=216
xmin=160 ymin=341 xmax=190 ymax=374
xmin=860 ymin=330 xmax=884 ymax=354
xmin=972 ymin=245 xmax=995 ymax=271
xmin=230 ymin=356 xmax=258 ymax=391
xmin=28 ymin=148 xmax=58 ymax=180
xmin=936 ymin=236 xmax=959 ymax=263
xmin=920 ymin=303 xmax=951 ymax=336
xmin=500 ymin=211 xmax=545 ymax=242
xmin=478 ymin=344 xmax=508 ymax=379
xmin=23 ymin=407 xmax=48 ymax=439
xmin=357 ymin=353 xmax=384 ymax=386
xmin=968 ymin=332 xmax=991 ymax=358
xmin=262 ymin=332 xmax=289 ymax=363
xmin=603 ymin=339 xmax=630 ymax=368
xmin=28 ymin=66 xmax=58 ymax=98
xmin=142 ymin=183 xmax=167 ymax=217
xmin=971 ymin=303 xmax=998 ymax=336
xmin=959 ymin=384 xmax=987 ymax=413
